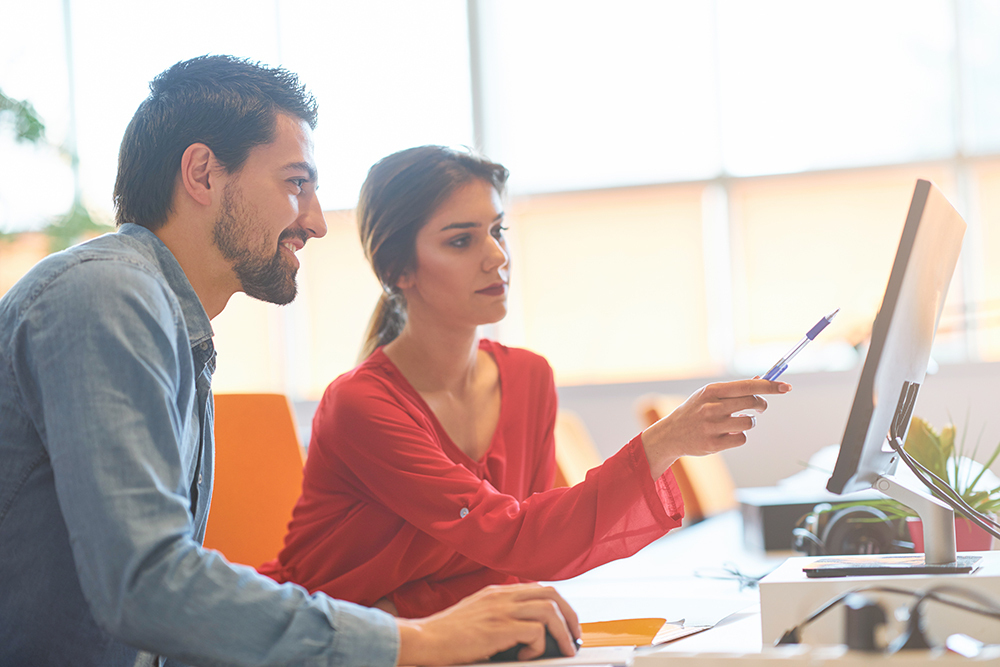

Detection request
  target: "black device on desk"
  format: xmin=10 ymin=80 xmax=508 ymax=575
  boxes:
xmin=489 ymin=631 xmax=579 ymax=662
xmin=806 ymin=179 xmax=987 ymax=578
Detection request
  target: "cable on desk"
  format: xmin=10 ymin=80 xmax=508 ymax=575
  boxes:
xmin=776 ymin=584 xmax=1000 ymax=649
xmin=888 ymin=436 xmax=1000 ymax=540
xmin=693 ymin=562 xmax=768 ymax=591
xmin=891 ymin=584 xmax=1000 ymax=651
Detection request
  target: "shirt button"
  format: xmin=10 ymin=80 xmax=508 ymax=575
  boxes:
xmin=199 ymin=342 xmax=209 ymax=351
xmin=459 ymin=507 xmax=469 ymax=518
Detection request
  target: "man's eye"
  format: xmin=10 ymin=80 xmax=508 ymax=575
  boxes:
xmin=290 ymin=178 xmax=307 ymax=191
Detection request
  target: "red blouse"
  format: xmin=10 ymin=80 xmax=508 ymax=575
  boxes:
xmin=259 ymin=340 xmax=684 ymax=618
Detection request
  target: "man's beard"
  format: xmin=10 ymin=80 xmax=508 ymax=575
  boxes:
xmin=213 ymin=184 xmax=300 ymax=305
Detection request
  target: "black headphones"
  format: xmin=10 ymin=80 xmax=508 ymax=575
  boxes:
xmin=792 ymin=503 xmax=915 ymax=556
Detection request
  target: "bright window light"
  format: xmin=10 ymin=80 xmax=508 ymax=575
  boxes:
xmin=475 ymin=0 xmax=721 ymax=193
xmin=717 ymin=0 xmax=956 ymax=176
xmin=278 ymin=0 xmax=474 ymax=210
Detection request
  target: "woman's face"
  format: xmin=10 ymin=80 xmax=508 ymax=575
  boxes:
xmin=397 ymin=178 xmax=510 ymax=329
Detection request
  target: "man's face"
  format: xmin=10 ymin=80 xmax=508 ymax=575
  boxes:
xmin=212 ymin=113 xmax=326 ymax=305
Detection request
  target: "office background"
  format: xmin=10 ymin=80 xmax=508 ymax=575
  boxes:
xmin=3 ymin=0 xmax=1000 ymax=488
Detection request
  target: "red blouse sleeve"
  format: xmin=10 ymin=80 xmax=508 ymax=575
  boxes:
xmin=319 ymin=372 xmax=684 ymax=582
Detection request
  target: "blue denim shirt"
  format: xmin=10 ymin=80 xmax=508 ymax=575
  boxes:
xmin=0 ymin=224 xmax=398 ymax=667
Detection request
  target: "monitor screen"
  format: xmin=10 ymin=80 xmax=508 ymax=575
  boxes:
xmin=827 ymin=179 xmax=966 ymax=495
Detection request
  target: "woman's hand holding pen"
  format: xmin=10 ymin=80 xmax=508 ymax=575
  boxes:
xmin=640 ymin=378 xmax=792 ymax=479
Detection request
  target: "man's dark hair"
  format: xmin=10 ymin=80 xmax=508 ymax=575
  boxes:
xmin=113 ymin=55 xmax=318 ymax=230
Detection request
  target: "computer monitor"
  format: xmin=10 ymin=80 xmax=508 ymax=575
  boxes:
xmin=814 ymin=179 xmax=973 ymax=576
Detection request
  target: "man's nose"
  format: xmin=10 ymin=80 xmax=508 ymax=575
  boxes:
xmin=302 ymin=193 xmax=327 ymax=239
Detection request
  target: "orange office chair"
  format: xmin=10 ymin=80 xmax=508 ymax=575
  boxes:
xmin=636 ymin=393 xmax=738 ymax=523
xmin=203 ymin=393 xmax=306 ymax=568
xmin=553 ymin=409 xmax=604 ymax=487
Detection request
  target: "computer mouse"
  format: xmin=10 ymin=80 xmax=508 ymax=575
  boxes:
xmin=489 ymin=630 xmax=575 ymax=662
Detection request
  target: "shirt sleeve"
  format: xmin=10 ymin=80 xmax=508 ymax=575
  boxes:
xmin=320 ymin=372 xmax=684 ymax=583
xmin=12 ymin=261 xmax=398 ymax=667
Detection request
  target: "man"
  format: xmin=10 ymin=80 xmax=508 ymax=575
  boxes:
xmin=0 ymin=55 xmax=578 ymax=666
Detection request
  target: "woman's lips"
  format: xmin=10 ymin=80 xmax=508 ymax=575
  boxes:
xmin=476 ymin=283 xmax=507 ymax=296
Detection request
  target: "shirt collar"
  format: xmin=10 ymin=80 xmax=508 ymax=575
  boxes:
xmin=116 ymin=223 xmax=214 ymax=350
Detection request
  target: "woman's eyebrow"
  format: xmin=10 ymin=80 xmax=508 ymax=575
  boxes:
xmin=439 ymin=213 xmax=504 ymax=232
xmin=439 ymin=221 xmax=480 ymax=232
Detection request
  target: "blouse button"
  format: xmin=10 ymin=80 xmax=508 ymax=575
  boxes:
xmin=459 ymin=507 xmax=469 ymax=518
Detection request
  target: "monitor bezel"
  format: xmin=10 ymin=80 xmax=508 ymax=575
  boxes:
xmin=827 ymin=179 xmax=965 ymax=495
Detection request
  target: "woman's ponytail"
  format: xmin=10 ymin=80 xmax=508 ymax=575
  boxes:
xmin=359 ymin=291 xmax=407 ymax=361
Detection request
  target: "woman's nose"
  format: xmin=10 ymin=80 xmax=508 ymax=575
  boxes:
xmin=484 ymin=236 xmax=509 ymax=271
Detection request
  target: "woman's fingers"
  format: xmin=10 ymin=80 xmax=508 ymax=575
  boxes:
xmin=705 ymin=379 xmax=791 ymax=399
xmin=704 ymin=394 xmax=768 ymax=419
xmin=640 ymin=378 xmax=792 ymax=477
xmin=722 ymin=413 xmax=756 ymax=435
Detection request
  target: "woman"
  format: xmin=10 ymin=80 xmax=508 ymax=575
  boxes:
xmin=259 ymin=146 xmax=790 ymax=618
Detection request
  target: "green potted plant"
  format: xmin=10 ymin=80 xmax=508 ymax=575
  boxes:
xmin=900 ymin=416 xmax=1000 ymax=551
xmin=798 ymin=415 xmax=1000 ymax=555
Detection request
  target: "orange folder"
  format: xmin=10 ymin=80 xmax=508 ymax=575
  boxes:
xmin=580 ymin=618 xmax=706 ymax=647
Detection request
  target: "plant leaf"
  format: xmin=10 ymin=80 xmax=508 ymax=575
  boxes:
xmin=967 ymin=451 xmax=1000 ymax=500
xmin=941 ymin=423 xmax=957 ymax=487
xmin=0 ymin=88 xmax=46 ymax=144
xmin=905 ymin=417 xmax=950 ymax=481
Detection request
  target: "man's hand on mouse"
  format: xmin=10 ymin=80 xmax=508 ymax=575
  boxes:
xmin=395 ymin=583 xmax=581 ymax=665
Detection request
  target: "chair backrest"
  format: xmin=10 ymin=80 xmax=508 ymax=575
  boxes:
xmin=203 ymin=393 xmax=305 ymax=568
xmin=553 ymin=409 xmax=605 ymax=487
xmin=636 ymin=393 xmax=738 ymax=522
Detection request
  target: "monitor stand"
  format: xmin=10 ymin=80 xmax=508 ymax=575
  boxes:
xmin=802 ymin=473 xmax=982 ymax=578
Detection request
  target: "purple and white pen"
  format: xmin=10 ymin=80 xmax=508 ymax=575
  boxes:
xmin=762 ymin=308 xmax=840 ymax=381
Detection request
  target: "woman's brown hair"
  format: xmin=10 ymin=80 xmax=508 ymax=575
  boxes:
xmin=357 ymin=146 xmax=509 ymax=360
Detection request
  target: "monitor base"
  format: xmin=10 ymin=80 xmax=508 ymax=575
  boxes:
xmin=802 ymin=553 xmax=981 ymax=578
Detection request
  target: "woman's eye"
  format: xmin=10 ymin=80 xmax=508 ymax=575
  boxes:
xmin=449 ymin=235 xmax=471 ymax=248
xmin=491 ymin=225 xmax=509 ymax=239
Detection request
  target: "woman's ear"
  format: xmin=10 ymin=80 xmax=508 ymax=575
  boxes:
xmin=395 ymin=271 xmax=415 ymax=290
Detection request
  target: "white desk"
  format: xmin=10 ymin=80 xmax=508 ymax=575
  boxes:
xmin=548 ymin=511 xmax=1000 ymax=665
xmin=548 ymin=510 xmax=784 ymax=652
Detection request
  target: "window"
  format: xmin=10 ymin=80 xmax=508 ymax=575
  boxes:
xmin=969 ymin=159 xmax=1000 ymax=360
xmin=5 ymin=1 xmax=1000 ymax=397
xmin=0 ymin=0 xmax=74 ymax=230
xmin=474 ymin=0 xmax=720 ymax=193
xmin=1 ymin=0 xmax=473 ymax=231
xmin=717 ymin=0 xmax=956 ymax=176
xmin=726 ymin=165 xmax=958 ymax=375
xmin=503 ymin=184 xmax=712 ymax=385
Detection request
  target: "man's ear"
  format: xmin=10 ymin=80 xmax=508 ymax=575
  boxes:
xmin=179 ymin=143 xmax=221 ymax=207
